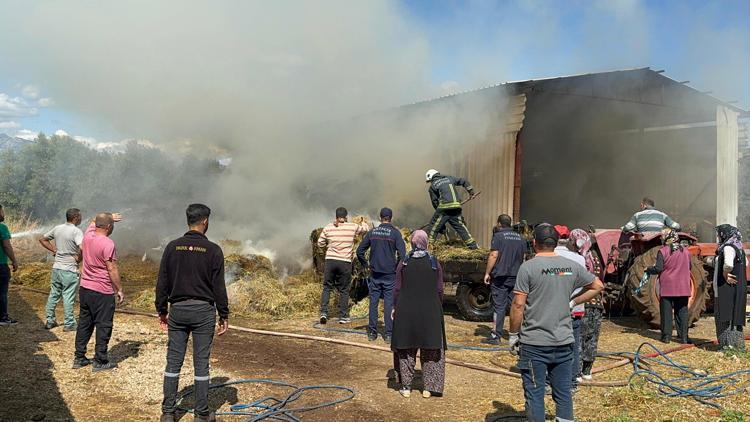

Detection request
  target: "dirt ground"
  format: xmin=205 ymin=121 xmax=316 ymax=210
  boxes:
xmin=2 ymin=286 xmax=750 ymax=422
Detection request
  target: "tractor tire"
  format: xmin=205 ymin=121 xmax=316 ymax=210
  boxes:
xmin=456 ymin=283 xmax=493 ymax=322
xmin=625 ymin=247 xmax=710 ymax=328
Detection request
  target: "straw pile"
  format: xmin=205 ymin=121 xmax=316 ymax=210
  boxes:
xmin=13 ymin=261 xmax=52 ymax=289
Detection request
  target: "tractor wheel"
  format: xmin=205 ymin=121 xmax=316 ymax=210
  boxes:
xmin=625 ymin=247 xmax=710 ymax=328
xmin=456 ymin=283 xmax=493 ymax=322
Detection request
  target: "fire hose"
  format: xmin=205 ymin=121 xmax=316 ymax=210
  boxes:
xmin=13 ymin=285 xmax=750 ymax=410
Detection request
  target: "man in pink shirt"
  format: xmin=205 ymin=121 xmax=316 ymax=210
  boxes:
xmin=73 ymin=212 xmax=124 ymax=372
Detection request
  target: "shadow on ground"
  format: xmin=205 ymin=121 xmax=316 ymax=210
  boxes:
xmin=173 ymin=376 xmax=238 ymax=421
xmin=484 ymin=400 xmax=526 ymax=421
xmin=610 ymin=316 xmax=713 ymax=346
xmin=109 ymin=339 xmax=145 ymax=363
xmin=0 ymin=289 xmax=74 ymax=421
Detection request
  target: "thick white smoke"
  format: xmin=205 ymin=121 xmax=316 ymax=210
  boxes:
xmin=0 ymin=1 xmax=747 ymax=266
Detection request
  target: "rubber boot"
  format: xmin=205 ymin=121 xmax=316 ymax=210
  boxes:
xmin=194 ymin=412 xmax=216 ymax=422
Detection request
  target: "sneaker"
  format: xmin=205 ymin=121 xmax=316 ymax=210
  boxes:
xmin=422 ymin=390 xmax=431 ymax=398
xmin=399 ymin=388 xmax=411 ymax=398
xmin=383 ymin=335 xmax=391 ymax=344
xmin=63 ymin=324 xmax=77 ymax=332
xmin=482 ymin=336 xmax=500 ymax=345
xmin=367 ymin=332 xmax=378 ymax=341
xmin=0 ymin=317 xmax=18 ymax=326
xmin=194 ymin=412 xmax=216 ymax=422
xmin=338 ymin=317 xmax=351 ymax=324
xmin=575 ymin=376 xmax=583 ymax=383
xmin=92 ymin=361 xmax=118 ymax=372
xmin=45 ymin=321 xmax=58 ymax=330
xmin=582 ymin=374 xmax=593 ymax=381
xmin=319 ymin=314 xmax=327 ymax=325
xmin=159 ymin=414 xmax=176 ymax=422
xmin=72 ymin=357 xmax=92 ymax=369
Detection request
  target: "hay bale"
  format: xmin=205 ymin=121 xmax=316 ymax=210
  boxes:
xmin=225 ymin=253 xmax=276 ymax=283
xmin=129 ymin=288 xmax=156 ymax=311
xmin=14 ymin=262 xmax=52 ymax=290
xmin=431 ymin=241 xmax=489 ymax=262
xmin=227 ymin=269 xmax=321 ymax=320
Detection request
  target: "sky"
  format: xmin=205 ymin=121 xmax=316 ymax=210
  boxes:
xmin=0 ymin=0 xmax=748 ymax=145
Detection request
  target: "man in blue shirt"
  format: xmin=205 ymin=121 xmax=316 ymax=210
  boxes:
xmin=356 ymin=207 xmax=406 ymax=343
xmin=483 ymin=214 xmax=527 ymax=344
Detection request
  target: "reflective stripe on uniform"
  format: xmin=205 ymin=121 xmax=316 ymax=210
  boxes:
xmin=164 ymin=372 xmax=180 ymax=378
xmin=194 ymin=375 xmax=210 ymax=381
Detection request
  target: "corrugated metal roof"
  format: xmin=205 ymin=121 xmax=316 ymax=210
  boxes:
xmin=405 ymin=67 xmax=746 ymax=114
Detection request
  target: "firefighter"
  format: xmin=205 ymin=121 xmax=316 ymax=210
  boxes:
xmin=425 ymin=169 xmax=478 ymax=249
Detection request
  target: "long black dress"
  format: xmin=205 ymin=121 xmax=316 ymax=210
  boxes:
xmin=391 ymin=255 xmax=447 ymax=351
xmin=715 ymin=245 xmax=747 ymax=349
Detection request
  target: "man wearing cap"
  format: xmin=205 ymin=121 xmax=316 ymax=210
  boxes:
xmin=357 ymin=208 xmax=406 ymax=343
xmin=509 ymin=224 xmax=605 ymax=422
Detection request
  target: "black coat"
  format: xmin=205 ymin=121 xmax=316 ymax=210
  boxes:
xmin=391 ymin=256 xmax=447 ymax=350
xmin=715 ymin=245 xmax=747 ymax=327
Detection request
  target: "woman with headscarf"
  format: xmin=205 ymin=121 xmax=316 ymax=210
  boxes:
xmin=391 ymin=230 xmax=447 ymax=398
xmin=714 ymin=224 xmax=747 ymax=350
xmin=645 ymin=229 xmax=692 ymax=344
xmin=568 ymin=229 xmax=604 ymax=381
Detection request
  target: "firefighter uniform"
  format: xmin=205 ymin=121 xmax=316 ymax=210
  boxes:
xmin=427 ymin=174 xmax=478 ymax=249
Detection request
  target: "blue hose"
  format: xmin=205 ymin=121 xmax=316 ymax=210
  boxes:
xmin=175 ymin=378 xmax=355 ymax=422
xmin=313 ymin=316 xmax=510 ymax=352
xmin=626 ymin=342 xmax=750 ymax=410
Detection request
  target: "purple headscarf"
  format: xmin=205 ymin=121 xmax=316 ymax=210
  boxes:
xmin=411 ymin=230 xmax=429 ymax=256
xmin=716 ymin=224 xmax=743 ymax=254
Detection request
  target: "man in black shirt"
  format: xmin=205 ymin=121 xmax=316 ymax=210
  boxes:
xmin=483 ymin=214 xmax=527 ymax=345
xmin=156 ymin=203 xmax=229 ymax=422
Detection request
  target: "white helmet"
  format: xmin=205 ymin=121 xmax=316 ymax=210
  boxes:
xmin=425 ymin=169 xmax=439 ymax=183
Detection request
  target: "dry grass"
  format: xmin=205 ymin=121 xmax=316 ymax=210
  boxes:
xmin=227 ymin=269 xmax=322 ymax=320
xmin=13 ymin=261 xmax=52 ymax=289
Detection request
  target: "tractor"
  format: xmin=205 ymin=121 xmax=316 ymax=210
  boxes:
xmin=590 ymin=229 xmax=750 ymax=327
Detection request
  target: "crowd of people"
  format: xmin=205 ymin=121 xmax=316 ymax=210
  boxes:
xmin=315 ymin=193 xmax=747 ymax=421
xmin=0 ymin=185 xmax=746 ymax=420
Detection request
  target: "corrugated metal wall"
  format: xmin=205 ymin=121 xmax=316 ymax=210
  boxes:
xmin=456 ymin=94 xmax=526 ymax=248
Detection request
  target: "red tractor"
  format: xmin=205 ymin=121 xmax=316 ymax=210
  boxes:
xmin=590 ymin=229 xmax=750 ymax=327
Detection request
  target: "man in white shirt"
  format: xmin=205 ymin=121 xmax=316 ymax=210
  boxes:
xmin=39 ymin=208 xmax=84 ymax=331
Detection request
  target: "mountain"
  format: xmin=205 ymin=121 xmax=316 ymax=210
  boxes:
xmin=0 ymin=133 xmax=33 ymax=152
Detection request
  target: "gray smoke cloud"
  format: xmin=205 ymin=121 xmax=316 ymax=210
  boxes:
xmin=0 ymin=1 xmax=747 ymax=265
xmin=0 ymin=1 xmax=503 ymax=267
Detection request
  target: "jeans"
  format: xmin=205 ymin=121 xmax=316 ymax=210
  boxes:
xmin=0 ymin=265 xmax=9 ymax=319
xmin=427 ymin=208 xmax=477 ymax=248
xmin=571 ymin=317 xmax=582 ymax=381
xmin=74 ymin=287 xmax=116 ymax=363
xmin=660 ymin=296 xmax=688 ymax=341
xmin=162 ymin=301 xmax=217 ymax=417
xmin=517 ymin=343 xmax=575 ymax=422
xmin=368 ymin=272 xmax=395 ymax=336
xmin=320 ymin=260 xmax=352 ymax=318
xmin=490 ymin=276 xmax=515 ymax=337
xmin=45 ymin=269 xmax=80 ymax=327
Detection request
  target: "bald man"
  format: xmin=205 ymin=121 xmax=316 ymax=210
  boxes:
xmin=73 ymin=212 xmax=124 ymax=372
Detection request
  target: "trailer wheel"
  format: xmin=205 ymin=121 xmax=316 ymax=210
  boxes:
xmin=625 ymin=247 xmax=709 ymax=328
xmin=456 ymin=283 xmax=493 ymax=322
